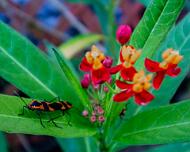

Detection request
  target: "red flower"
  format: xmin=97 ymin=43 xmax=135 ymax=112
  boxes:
xmin=116 ymin=25 xmax=132 ymax=45
xmin=110 ymin=45 xmax=141 ymax=81
xmin=113 ymin=71 xmax=154 ymax=105
xmin=80 ymin=45 xmax=112 ymax=85
xmin=145 ymin=49 xmax=183 ymax=89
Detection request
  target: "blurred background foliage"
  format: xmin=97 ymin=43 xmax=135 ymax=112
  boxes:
xmin=0 ymin=0 xmax=190 ymax=151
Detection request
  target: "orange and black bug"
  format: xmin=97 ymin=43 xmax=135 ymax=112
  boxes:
xmin=18 ymin=95 xmax=72 ymax=128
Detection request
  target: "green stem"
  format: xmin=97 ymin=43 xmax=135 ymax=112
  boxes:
xmin=105 ymin=82 xmax=118 ymax=94
xmin=84 ymin=137 xmax=92 ymax=152
xmin=103 ymin=47 xmax=122 ymax=148
xmin=98 ymin=127 xmax=109 ymax=152
xmin=87 ymin=90 xmax=96 ymax=100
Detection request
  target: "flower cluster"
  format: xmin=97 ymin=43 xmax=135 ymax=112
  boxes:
xmin=145 ymin=49 xmax=183 ymax=89
xmin=80 ymin=45 xmax=114 ymax=88
xmin=113 ymin=71 xmax=154 ymax=105
xmin=79 ymin=24 xmax=183 ymax=106
xmin=82 ymin=104 xmax=105 ymax=123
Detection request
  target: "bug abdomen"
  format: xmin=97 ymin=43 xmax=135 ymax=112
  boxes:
xmin=48 ymin=102 xmax=63 ymax=111
xmin=41 ymin=102 xmax=51 ymax=111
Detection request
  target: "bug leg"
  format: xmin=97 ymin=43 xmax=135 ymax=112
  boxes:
xmin=48 ymin=115 xmax=62 ymax=128
xmin=36 ymin=111 xmax=45 ymax=128
xmin=65 ymin=111 xmax=72 ymax=127
xmin=18 ymin=106 xmax=28 ymax=116
xmin=51 ymin=120 xmax=62 ymax=128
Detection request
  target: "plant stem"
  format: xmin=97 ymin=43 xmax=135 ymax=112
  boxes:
xmin=105 ymin=82 xmax=118 ymax=94
xmin=98 ymin=127 xmax=109 ymax=152
xmin=84 ymin=137 xmax=92 ymax=152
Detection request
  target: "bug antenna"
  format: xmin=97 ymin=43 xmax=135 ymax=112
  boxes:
xmin=13 ymin=91 xmax=28 ymax=106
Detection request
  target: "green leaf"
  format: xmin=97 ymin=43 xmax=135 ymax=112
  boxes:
xmin=0 ymin=94 xmax=96 ymax=137
xmin=53 ymin=48 xmax=89 ymax=108
xmin=130 ymin=0 xmax=185 ymax=69
xmin=146 ymin=142 xmax=190 ymax=152
xmin=0 ymin=21 xmax=82 ymax=106
xmin=127 ymin=13 xmax=190 ymax=117
xmin=44 ymin=41 xmax=79 ymax=76
xmin=57 ymin=137 xmax=99 ymax=152
xmin=58 ymin=34 xmax=103 ymax=59
xmin=0 ymin=132 xmax=8 ymax=152
xmin=114 ymin=99 xmax=190 ymax=145
xmin=0 ymin=22 xmax=95 ymax=134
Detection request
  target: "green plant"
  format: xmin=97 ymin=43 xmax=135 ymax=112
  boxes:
xmin=0 ymin=0 xmax=190 ymax=152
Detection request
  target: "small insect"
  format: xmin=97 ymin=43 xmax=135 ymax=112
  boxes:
xmin=17 ymin=93 xmax=72 ymax=128
xmin=119 ymin=103 xmax=130 ymax=119
xmin=119 ymin=108 xmax=126 ymax=119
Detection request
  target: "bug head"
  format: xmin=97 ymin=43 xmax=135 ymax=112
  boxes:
xmin=28 ymin=100 xmax=42 ymax=110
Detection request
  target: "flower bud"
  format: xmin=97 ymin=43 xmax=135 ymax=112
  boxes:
xmin=81 ymin=74 xmax=90 ymax=88
xmin=116 ymin=25 xmax=132 ymax=45
xmin=90 ymin=115 xmax=96 ymax=123
xmin=102 ymin=56 xmax=113 ymax=68
xmin=82 ymin=110 xmax=88 ymax=117
xmin=103 ymin=86 xmax=109 ymax=92
xmin=97 ymin=106 xmax=104 ymax=115
xmin=98 ymin=115 xmax=105 ymax=122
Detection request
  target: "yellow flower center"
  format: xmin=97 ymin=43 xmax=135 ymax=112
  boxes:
xmin=159 ymin=48 xmax=183 ymax=69
xmin=132 ymin=70 xmax=152 ymax=93
xmin=85 ymin=45 xmax=105 ymax=70
xmin=121 ymin=45 xmax=141 ymax=67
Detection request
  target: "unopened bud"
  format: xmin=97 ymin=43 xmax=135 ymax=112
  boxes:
xmin=116 ymin=25 xmax=132 ymax=45
xmin=97 ymin=106 xmax=104 ymax=115
xmin=103 ymin=86 xmax=109 ymax=92
xmin=81 ymin=74 xmax=90 ymax=88
xmin=102 ymin=56 xmax=113 ymax=68
xmin=82 ymin=110 xmax=88 ymax=117
xmin=90 ymin=115 xmax=96 ymax=123
xmin=98 ymin=115 xmax=105 ymax=122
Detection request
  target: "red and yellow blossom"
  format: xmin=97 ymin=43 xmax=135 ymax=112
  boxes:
xmin=113 ymin=71 xmax=154 ymax=105
xmin=80 ymin=45 xmax=113 ymax=85
xmin=145 ymin=48 xmax=183 ymax=89
xmin=111 ymin=45 xmax=141 ymax=81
